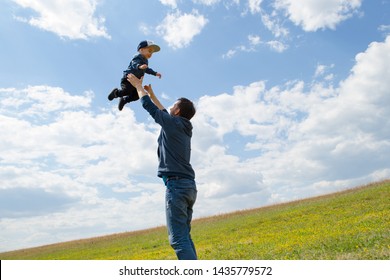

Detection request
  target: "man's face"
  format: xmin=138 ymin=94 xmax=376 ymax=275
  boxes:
xmin=170 ymin=101 xmax=180 ymax=116
xmin=139 ymin=47 xmax=154 ymax=59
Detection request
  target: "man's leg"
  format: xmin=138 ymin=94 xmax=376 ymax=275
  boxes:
xmin=165 ymin=180 xmax=197 ymax=260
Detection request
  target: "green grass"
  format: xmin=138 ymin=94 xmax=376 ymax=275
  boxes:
xmin=1 ymin=180 xmax=389 ymax=260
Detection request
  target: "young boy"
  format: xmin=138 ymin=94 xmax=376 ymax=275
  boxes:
xmin=108 ymin=40 xmax=162 ymax=111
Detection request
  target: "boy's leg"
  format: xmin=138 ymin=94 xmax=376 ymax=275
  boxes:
xmin=108 ymin=77 xmax=129 ymax=101
xmin=118 ymin=78 xmax=140 ymax=111
xmin=108 ymin=88 xmax=118 ymax=101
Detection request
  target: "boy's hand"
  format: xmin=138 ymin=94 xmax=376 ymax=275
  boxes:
xmin=139 ymin=64 xmax=147 ymax=70
xmin=156 ymin=73 xmax=162 ymax=79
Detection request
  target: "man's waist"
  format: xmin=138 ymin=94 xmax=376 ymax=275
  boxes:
xmin=163 ymin=175 xmax=187 ymax=181
xmin=162 ymin=175 xmax=194 ymax=184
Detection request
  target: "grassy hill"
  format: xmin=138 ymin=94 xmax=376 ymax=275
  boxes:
xmin=1 ymin=180 xmax=389 ymax=260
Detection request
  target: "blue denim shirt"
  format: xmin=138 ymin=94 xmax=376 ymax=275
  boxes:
xmin=123 ymin=54 xmax=157 ymax=78
xmin=140 ymin=95 xmax=195 ymax=180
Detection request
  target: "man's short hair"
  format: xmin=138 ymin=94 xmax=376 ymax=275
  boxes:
xmin=177 ymin=98 xmax=196 ymax=120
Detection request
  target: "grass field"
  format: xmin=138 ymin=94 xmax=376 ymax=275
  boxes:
xmin=1 ymin=180 xmax=389 ymax=260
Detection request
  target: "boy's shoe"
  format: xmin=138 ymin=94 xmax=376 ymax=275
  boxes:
xmin=108 ymin=88 xmax=118 ymax=101
xmin=118 ymin=97 xmax=127 ymax=111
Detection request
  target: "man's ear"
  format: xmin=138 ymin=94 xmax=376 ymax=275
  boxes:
xmin=174 ymin=108 xmax=181 ymax=116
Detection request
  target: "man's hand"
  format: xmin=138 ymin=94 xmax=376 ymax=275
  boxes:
xmin=127 ymin=74 xmax=143 ymax=90
xmin=128 ymin=75 xmax=165 ymax=110
xmin=127 ymin=74 xmax=148 ymax=99
xmin=144 ymin=84 xmax=165 ymax=110
xmin=144 ymin=84 xmax=154 ymax=96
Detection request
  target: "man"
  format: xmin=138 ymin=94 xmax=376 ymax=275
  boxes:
xmin=127 ymin=74 xmax=198 ymax=260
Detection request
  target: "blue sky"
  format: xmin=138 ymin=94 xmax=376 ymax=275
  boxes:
xmin=0 ymin=0 xmax=389 ymax=252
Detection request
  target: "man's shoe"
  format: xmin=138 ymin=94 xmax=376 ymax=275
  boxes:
xmin=118 ymin=97 xmax=126 ymax=111
xmin=108 ymin=88 xmax=118 ymax=101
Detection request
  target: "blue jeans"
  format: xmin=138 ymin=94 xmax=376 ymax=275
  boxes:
xmin=165 ymin=178 xmax=197 ymax=260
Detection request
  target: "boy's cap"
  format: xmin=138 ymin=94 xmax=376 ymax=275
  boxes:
xmin=137 ymin=40 xmax=160 ymax=52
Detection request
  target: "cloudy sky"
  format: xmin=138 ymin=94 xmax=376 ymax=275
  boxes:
xmin=1 ymin=0 xmax=389 ymax=252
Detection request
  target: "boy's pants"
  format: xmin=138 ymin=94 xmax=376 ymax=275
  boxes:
xmin=118 ymin=77 xmax=139 ymax=103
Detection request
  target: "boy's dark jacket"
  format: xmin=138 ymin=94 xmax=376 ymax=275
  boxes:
xmin=123 ymin=54 xmax=157 ymax=78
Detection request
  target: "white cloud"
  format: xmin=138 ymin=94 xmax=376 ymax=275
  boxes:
xmin=314 ymin=64 xmax=335 ymax=82
xmin=222 ymin=34 xmax=287 ymax=58
xmin=266 ymin=40 xmax=288 ymax=52
xmin=193 ymin=0 xmax=221 ymax=6
xmin=0 ymin=85 xmax=158 ymax=192
xmin=139 ymin=23 xmax=152 ymax=35
xmin=197 ymin=35 xmax=390 ymax=205
xmin=260 ymin=12 xmax=289 ymax=38
xmin=159 ymin=0 xmax=179 ymax=9
xmin=379 ymin=24 xmax=390 ymax=36
xmin=0 ymin=85 xmax=161 ymax=251
xmin=222 ymin=35 xmax=258 ymax=58
xmin=314 ymin=64 xmax=326 ymax=77
xmin=248 ymin=34 xmax=261 ymax=45
xmin=248 ymin=0 xmax=263 ymax=14
xmin=0 ymin=86 xmax=92 ymax=118
xmin=156 ymin=10 xmax=208 ymax=49
xmin=274 ymin=0 xmax=362 ymax=31
xmin=11 ymin=0 xmax=110 ymax=40
xmin=159 ymin=0 xmax=222 ymax=9
xmin=222 ymin=49 xmax=237 ymax=59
